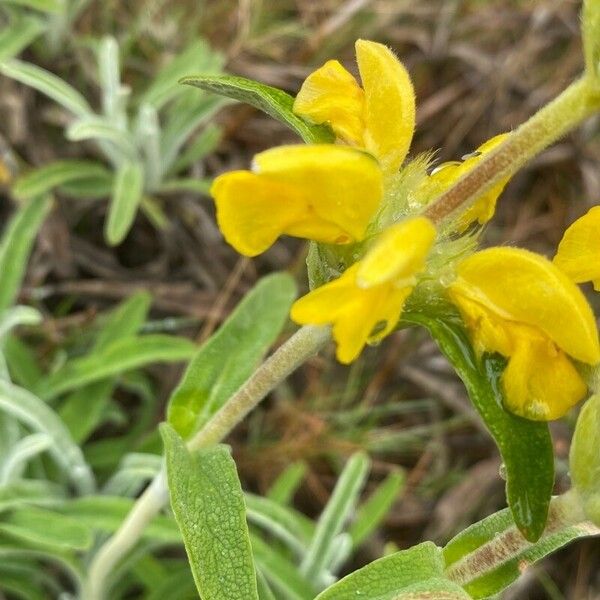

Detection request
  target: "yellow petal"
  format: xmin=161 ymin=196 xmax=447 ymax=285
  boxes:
xmin=211 ymin=171 xmax=306 ymax=256
xmin=293 ymin=60 xmax=365 ymax=146
xmin=355 ymin=39 xmax=415 ymax=174
xmin=554 ymin=205 xmax=600 ymax=285
xmin=366 ymin=285 xmax=412 ymax=342
xmin=290 ymin=265 xmax=359 ymax=326
xmin=255 ymin=145 xmax=383 ymax=242
xmin=447 ymin=291 xmax=514 ymax=357
xmin=332 ymin=295 xmax=383 ymax=363
xmin=427 ymin=134 xmax=509 ymax=229
xmin=357 ymin=217 xmax=436 ymax=287
xmin=291 ymin=263 xmax=412 ymax=363
xmin=450 ymin=247 xmax=600 ymax=364
xmin=503 ymin=335 xmax=587 ymax=420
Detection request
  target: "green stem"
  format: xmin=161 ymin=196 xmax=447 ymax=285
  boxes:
xmin=423 ymin=77 xmax=600 ymax=224
xmin=83 ymin=325 xmax=330 ymax=600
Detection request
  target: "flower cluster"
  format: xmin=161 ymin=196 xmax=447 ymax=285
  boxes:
xmin=210 ymin=40 xmax=600 ymax=422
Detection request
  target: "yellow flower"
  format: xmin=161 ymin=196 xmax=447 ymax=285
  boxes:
xmin=554 ymin=205 xmax=600 ymax=290
xmin=293 ymin=40 xmax=416 ymax=175
xmin=448 ymin=247 xmax=600 ymax=420
xmin=211 ymin=145 xmax=383 ymax=256
xmin=420 ymin=134 xmax=510 ymax=229
xmin=291 ymin=217 xmax=436 ymax=363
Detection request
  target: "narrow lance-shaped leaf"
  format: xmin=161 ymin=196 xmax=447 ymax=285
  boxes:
xmin=267 ymin=461 xmax=308 ymax=505
xmin=443 ymin=493 xmax=600 ymax=598
xmin=0 ymin=59 xmax=92 ymax=117
xmin=402 ymin=303 xmax=554 ymax=542
xmin=0 ymin=379 xmax=95 ymax=494
xmin=12 ymin=161 xmax=111 ymax=201
xmin=36 ymin=334 xmax=196 ymax=400
xmin=161 ymin=424 xmax=259 ymax=600
xmin=142 ymin=39 xmax=224 ymax=110
xmin=0 ymin=9 xmax=44 ymax=61
xmin=180 ymin=74 xmax=334 ymax=144
xmin=1 ymin=0 xmax=63 ymax=12
xmin=250 ymin=533 xmax=315 ymax=600
xmin=315 ymin=541 xmax=470 ymax=600
xmin=0 ymin=195 xmax=51 ymax=313
xmin=349 ymin=468 xmax=405 ymax=548
xmin=0 ymin=506 xmax=92 ymax=551
xmin=105 ymin=161 xmax=145 ymax=246
xmin=301 ymin=452 xmax=370 ymax=580
xmin=167 ymin=272 xmax=296 ymax=438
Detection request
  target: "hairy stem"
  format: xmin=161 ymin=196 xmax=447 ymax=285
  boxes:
xmin=83 ymin=325 xmax=330 ymax=599
xmin=424 ymin=77 xmax=600 ymax=224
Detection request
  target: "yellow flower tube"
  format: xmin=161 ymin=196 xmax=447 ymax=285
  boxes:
xmin=449 ymin=247 xmax=600 ymax=420
xmin=211 ymin=145 xmax=383 ymax=256
xmin=291 ymin=216 xmax=436 ymax=363
xmin=293 ymin=40 xmax=416 ymax=175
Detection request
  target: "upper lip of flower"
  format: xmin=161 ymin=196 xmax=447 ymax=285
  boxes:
xmin=293 ymin=39 xmax=416 ymax=176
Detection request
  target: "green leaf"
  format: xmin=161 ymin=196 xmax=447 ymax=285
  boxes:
xmin=569 ymin=394 xmax=600 ymax=524
xmin=94 ymin=291 xmax=152 ymax=351
xmin=168 ymin=123 xmax=221 ymax=175
xmin=181 ymin=74 xmax=334 ymax=144
xmin=349 ymin=468 xmax=405 ymax=548
xmin=67 ymin=118 xmax=138 ymax=159
xmin=0 ymin=480 xmax=64 ymax=513
xmin=301 ymin=452 xmax=370 ymax=579
xmin=0 ymin=195 xmax=51 ymax=313
xmin=0 ymin=379 xmax=94 ymax=494
xmin=142 ymin=39 xmax=224 ymax=110
xmin=3 ymin=337 xmax=43 ymax=389
xmin=167 ymin=272 xmax=296 ymax=437
xmin=1 ymin=0 xmax=62 ymax=13
xmin=0 ymin=306 xmax=41 ymax=342
xmin=0 ymin=9 xmax=44 ymax=61
xmin=0 ymin=506 xmax=92 ymax=550
xmin=58 ymin=293 xmax=151 ymax=442
xmin=250 ymin=533 xmax=315 ymax=600
xmin=583 ymin=0 xmax=600 ymax=80
xmin=0 ymin=59 xmax=92 ymax=117
xmin=161 ymin=424 xmax=259 ymax=600
xmin=58 ymin=171 xmax=114 ymax=199
xmin=160 ymin=93 xmax=224 ymax=172
xmin=315 ymin=542 xmax=447 ymax=600
xmin=403 ymin=304 xmax=554 ymax=542
xmin=267 ymin=461 xmax=307 ymax=505
xmin=12 ymin=161 xmax=111 ymax=201
xmin=245 ymin=493 xmax=314 ymax=543
xmin=0 ymin=432 xmax=52 ymax=482
xmin=55 ymin=496 xmax=181 ymax=543
xmin=36 ymin=334 xmax=196 ymax=400
xmin=105 ymin=161 xmax=145 ymax=246
xmin=58 ymin=380 xmax=113 ymax=443
xmin=443 ymin=494 xmax=600 ymax=598
xmin=158 ymin=177 xmax=212 ymax=195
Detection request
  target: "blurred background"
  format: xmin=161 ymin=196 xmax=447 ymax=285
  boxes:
xmin=1 ymin=1 xmax=599 ymax=597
